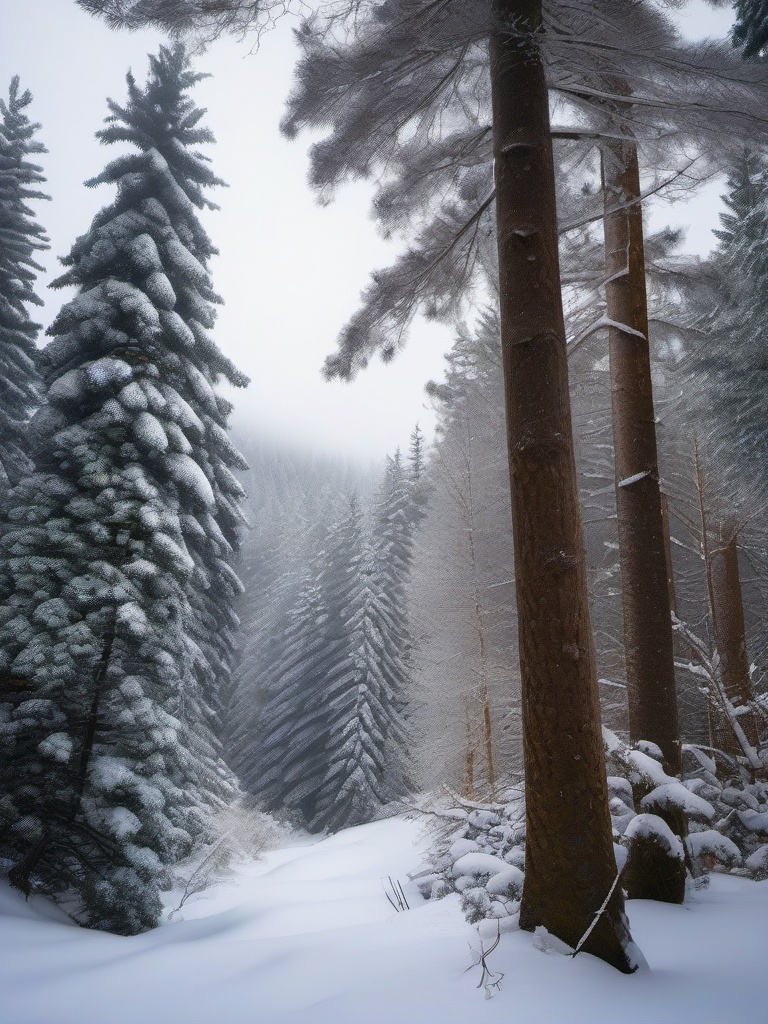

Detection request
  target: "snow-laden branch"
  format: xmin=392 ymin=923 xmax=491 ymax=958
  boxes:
xmin=567 ymin=314 xmax=646 ymax=355
xmin=673 ymin=615 xmax=764 ymax=771
xmin=618 ymin=471 xmax=652 ymax=488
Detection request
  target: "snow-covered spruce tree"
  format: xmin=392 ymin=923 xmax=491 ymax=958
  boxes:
xmin=249 ymin=564 xmax=332 ymax=824
xmin=226 ymin=436 xmax=374 ymax=783
xmin=407 ymin=423 xmax=429 ymax=527
xmin=681 ymin=150 xmax=768 ymax=507
xmin=373 ymin=450 xmax=415 ymax=628
xmin=0 ymin=45 xmax=247 ymax=934
xmin=311 ymin=455 xmax=416 ymax=830
xmin=253 ymin=497 xmax=364 ymax=827
xmin=251 ymin=472 xmax=413 ymax=833
xmin=408 ymin=424 xmax=425 ymax=485
xmin=0 ymin=77 xmax=48 ymax=490
xmin=732 ymin=0 xmax=768 ymax=58
xmin=672 ymin=157 xmax=768 ymax=751
xmin=311 ymin=539 xmax=410 ymax=831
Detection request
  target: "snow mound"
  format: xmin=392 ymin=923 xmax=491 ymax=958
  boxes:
xmin=640 ymin=781 xmax=715 ymax=823
xmin=686 ymin=830 xmax=743 ymax=868
xmin=625 ymin=813 xmax=685 ymax=860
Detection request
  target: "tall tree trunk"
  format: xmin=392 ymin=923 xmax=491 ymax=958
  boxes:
xmin=710 ymin=528 xmax=760 ymax=751
xmin=694 ymin=445 xmax=762 ymax=766
xmin=463 ymin=414 xmax=498 ymax=799
xmin=463 ymin=700 xmax=476 ymax=800
xmin=490 ymin=0 xmax=640 ymax=973
xmin=601 ymin=136 xmax=681 ymax=776
xmin=480 ymin=683 xmax=497 ymax=800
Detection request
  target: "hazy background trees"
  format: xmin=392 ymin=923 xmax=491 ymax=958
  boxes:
xmin=0 ymin=78 xmax=47 ymax=492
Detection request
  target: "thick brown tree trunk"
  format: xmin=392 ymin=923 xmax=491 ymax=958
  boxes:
xmin=710 ymin=529 xmax=760 ymax=751
xmin=490 ymin=0 xmax=640 ymax=973
xmin=623 ymin=829 xmax=686 ymax=904
xmin=601 ymin=137 xmax=681 ymax=776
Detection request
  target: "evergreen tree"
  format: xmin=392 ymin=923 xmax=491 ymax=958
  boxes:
xmin=253 ymin=498 xmax=364 ymax=827
xmin=408 ymin=425 xmax=425 ymax=483
xmin=312 ymin=457 xmax=415 ymax=830
xmin=77 ymin=0 xmax=267 ymax=43
xmin=682 ymin=149 xmax=768 ymax=505
xmin=375 ymin=450 xmax=415 ymax=605
xmin=0 ymin=77 xmax=47 ymax=488
xmin=312 ymin=541 xmax=409 ymax=831
xmin=733 ymin=0 xmax=768 ymax=59
xmin=251 ymin=565 xmax=333 ymax=823
xmin=0 ymin=45 xmax=246 ymax=934
xmin=226 ymin=439 xmax=379 ymax=797
xmin=252 ymin=467 xmax=414 ymax=833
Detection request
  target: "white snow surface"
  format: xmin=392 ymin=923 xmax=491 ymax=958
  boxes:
xmin=1 ymin=815 xmax=767 ymax=1024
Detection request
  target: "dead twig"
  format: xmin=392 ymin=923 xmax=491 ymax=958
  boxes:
xmin=382 ymin=876 xmax=410 ymax=912
xmin=465 ymin=920 xmax=504 ymax=999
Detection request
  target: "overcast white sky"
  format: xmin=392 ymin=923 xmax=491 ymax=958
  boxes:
xmin=3 ymin=0 xmax=736 ymax=462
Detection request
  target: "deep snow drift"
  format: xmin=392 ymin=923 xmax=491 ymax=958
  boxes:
xmin=1 ymin=815 xmax=766 ymax=1024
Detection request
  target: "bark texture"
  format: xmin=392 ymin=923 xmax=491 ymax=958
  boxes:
xmin=710 ymin=530 xmax=760 ymax=751
xmin=601 ymin=137 xmax=681 ymax=776
xmin=660 ymin=492 xmax=677 ymax=617
xmin=623 ymin=835 xmax=686 ymax=904
xmin=490 ymin=0 xmax=639 ymax=973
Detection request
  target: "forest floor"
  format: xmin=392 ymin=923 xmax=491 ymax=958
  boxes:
xmin=0 ymin=814 xmax=766 ymax=1024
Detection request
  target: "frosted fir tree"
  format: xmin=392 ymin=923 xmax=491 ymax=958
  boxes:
xmin=375 ymin=449 xmax=416 ymax=588
xmin=252 ymin=497 xmax=364 ymax=827
xmin=311 ymin=539 xmax=411 ymax=832
xmin=732 ymin=0 xmax=768 ymax=58
xmin=409 ymin=312 xmax=519 ymax=797
xmin=0 ymin=45 xmax=247 ymax=935
xmin=230 ymin=510 xmax=322 ymax=800
xmin=407 ymin=423 xmax=428 ymax=521
xmin=251 ymin=567 xmax=333 ymax=823
xmin=226 ymin=439 xmax=377 ymax=796
xmin=254 ymin=483 xmax=411 ymax=833
xmin=311 ymin=456 xmax=416 ymax=832
xmin=681 ymin=149 xmax=768 ymax=504
xmin=0 ymin=77 xmax=48 ymax=489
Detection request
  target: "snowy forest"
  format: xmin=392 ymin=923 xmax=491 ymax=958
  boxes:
xmin=3 ymin=1 xmax=768 ymax=1021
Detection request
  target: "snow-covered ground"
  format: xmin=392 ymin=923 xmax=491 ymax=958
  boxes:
xmin=1 ymin=815 xmax=766 ymax=1024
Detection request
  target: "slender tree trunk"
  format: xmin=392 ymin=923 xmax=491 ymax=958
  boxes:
xmin=463 ymin=414 xmax=498 ymax=800
xmin=710 ymin=529 xmax=760 ymax=751
xmin=490 ymin=0 xmax=640 ymax=973
xmin=480 ymin=683 xmax=497 ymax=800
xmin=464 ymin=746 xmax=476 ymax=800
xmin=694 ymin=445 xmax=762 ymax=765
xmin=601 ymin=136 xmax=681 ymax=776
xmin=694 ymin=443 xmax=730 ymax=754
xmin=463 ymin=701 xmax=476 ymax=800
xmin=660 ymin=492 xmax=677 ymax=617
